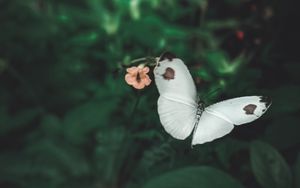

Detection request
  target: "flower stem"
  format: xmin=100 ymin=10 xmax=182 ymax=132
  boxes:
xmin=129 ymin=91 xmax=141 ymax=120
xmin=122 ymin=56 xmax=157 ymax=68
xmin=130 ymin=57 xmax=147 ymax=64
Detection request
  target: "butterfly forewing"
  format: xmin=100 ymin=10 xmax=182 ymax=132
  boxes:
xmin=205 ymin=96 xmax=271 ymax=125
xmin=154 ymin=56 xmax=198 ymax=107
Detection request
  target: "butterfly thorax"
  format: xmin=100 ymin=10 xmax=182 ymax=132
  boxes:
xmin=194 ymin=102 xmax=205 ymax=132
xmin=196 ymin=102 xmax=205 ymax=117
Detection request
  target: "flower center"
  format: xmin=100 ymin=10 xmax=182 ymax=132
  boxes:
xmin=136 ymin=72 xmax=141 ymax=83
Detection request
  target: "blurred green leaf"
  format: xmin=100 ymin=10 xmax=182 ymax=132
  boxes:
xmin=143 ymin=166 xmax=244 ymax=188
xmin=214 ymin=138 xmax=248 ymax=168
xmin=68 ymin=31 xmax=99 ymax=46
xmin=40 ymin=114 xmax=62 ymax=137
xmin=203 ymin=50 xmax=244 ymax=76
xmin=0 ymin=158 xmax=63 ymax=187
xmin=196 ymin=67 xmax=213 ymax=81
xmin=0 ymin=107 xmax=42 ymax=135
xmin=133 ymin=130 xmax=164 ymax=140
xmin=284 ymin=62 xmax=300 ymax=81
xmin=25 ymin=139 xmax=90 ymax=177
xmin=271 ymin=85 xmax=300 ymax=115
xmin=63 ymin=98 xmax=117 ymax=144
xmin=95 ymin=127 xmax=128 ymax=183
xmin=265 ymin=116 xmax=300 ymax=149
xmin=136 ymin=141 xmax=174 ymax=176
xmin=204 ymin=20 xmax=239 ymax=30
xmin=250 ymin=141 xmax=292 ymax=188
xmin=0 ymin=58 xmax=7 ymax=73
xmin=163 ymin=26 xmax=188 ymax=39
xmin=10 ymin=108 xmax=42 ymax=127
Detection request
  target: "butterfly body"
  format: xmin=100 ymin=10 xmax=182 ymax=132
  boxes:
xmin=154 ymin=52 xmax=271 ymax=145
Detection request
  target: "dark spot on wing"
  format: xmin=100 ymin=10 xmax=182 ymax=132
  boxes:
xmin=259 ymin=96 xmax=272 ymax=108
xmin=159 ymin=52 xmax=176 ymax=62
xmin=162 ymin=67 xmax=175 ymax=80
xmin=243 ymin=104 xmax=257 ymax=115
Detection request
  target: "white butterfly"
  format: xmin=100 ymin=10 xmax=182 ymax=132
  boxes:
xmin=153 ymin=52 xmax=271 ymax=146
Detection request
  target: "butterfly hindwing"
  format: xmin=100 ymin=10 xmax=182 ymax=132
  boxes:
xmin=192 ymin=111 xmax=234 ymax=145
xmin=157 ymin=96 xmax=197 ymax=140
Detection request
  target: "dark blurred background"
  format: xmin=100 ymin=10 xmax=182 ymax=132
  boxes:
xmin=0 ymin=0 xmax=300 ymax=188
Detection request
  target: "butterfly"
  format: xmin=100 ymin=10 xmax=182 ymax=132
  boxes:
xmin=153 ymin=52 xmax=271 ymax=146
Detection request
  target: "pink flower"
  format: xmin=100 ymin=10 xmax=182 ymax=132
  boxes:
xmin=125 ymin=65 xmax=152 ymax=89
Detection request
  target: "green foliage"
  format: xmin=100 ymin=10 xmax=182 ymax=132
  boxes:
xmin=143 ymin=166 xmax=244 ymax=188
xmin=0 ymin=0 xmax=299 ymax=188
xmin=250 ymin=141 xmax=293 ymax=188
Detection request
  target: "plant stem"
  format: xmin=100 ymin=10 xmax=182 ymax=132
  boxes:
xmin=129 ymin=91 xmax=141 ymax=120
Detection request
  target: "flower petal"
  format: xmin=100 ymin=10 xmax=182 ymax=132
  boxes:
xmin=126 ymin=67 xmax=138 ymax=74
xmin=133 ymin=82 xmax=145 ymax=89
xmin=142 ymin=75 xmax=152 ymax=86
xmin=142 ymin=67 xmax=150 ymax=74
xmin=125 ymin=74 xmax=137 ymax=85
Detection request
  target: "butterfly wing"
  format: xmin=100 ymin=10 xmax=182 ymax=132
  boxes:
xmin=191 ymin=111 xmax=234 ymax=145
xmin=154 ymin=52 xmax=198 ymax=139
xmin=158 ymin=96 xmax=197 ymax=139
xmin=205 ymin=96 xmax=272 ymax=125
xmin=192 ymin=96 xmax=271 ymax=145
xmin=154 ymin=52 xmax=198 ymax=106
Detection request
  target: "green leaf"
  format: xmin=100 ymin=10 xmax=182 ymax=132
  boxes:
xmin=143 ymin=166 xmax=244 ymax=188
xmin=94 ymin=128 xmax=128 ymax=183
xmin=10 ymin=108 xmax=42 ymax=127
xmin=0 ymin=107 xmax=42 ymax=135
xmin=204 ymin=19 xmax=239 ymax=30
xmin=284 ymin=63 xmax=300 ymax=81
xmin=250 ymin=141 xmax=292 ymax=188
xmin=68 ymin=31 xmax=99 ymax=46
xmin=271 ymin=85 xmax=300 ymax=115
xmin=196 ymin=67 xmax=213 ymax=81
xmin=40 ymin=114 xmax=62 ymax=137
xmin=25 ymin=139 xmax=90 ymax=177
xmin=63 ymin=99 xmax=117 ymax=144
xmin=265 ymin=116 xmax=300 ymax=149
xmin=204 ymin=50 xmax=244 ymax=75
xmin=214 ymin=138 xmax=248 ymax=168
